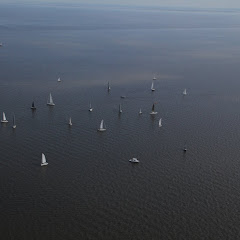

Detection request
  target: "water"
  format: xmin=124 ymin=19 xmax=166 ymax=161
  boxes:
xmin=1 ymin=3 xmax=240 ymax=239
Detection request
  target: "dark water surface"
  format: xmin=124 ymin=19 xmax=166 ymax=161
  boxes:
xmin=1 ymin=3 xmax=240 ymax=239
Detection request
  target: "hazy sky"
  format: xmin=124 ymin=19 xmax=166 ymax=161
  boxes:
xmin=1 ymin=0 xmax=240 ymax=9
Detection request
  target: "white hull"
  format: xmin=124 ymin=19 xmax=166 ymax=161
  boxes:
xmin=129 ymin=158 xmax=140 ymax=163
xmin=47 ymin=103 xmax=55 ymax=106
xmin=98 ymin=128 xmax=106 ymax=132
xmin=150 ymin=111 xmax=158 ymax=115
xmin=1 ymin=120 xmax=8 ymax=123
xmin=41 ymin=162 xmax=48 ymax=166
xmin=12 ymin=125 xmax=16 ymax=129
xmin=89 ymin=108 xmax=93 ymax=112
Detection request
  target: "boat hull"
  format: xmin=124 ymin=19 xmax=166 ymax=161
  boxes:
xmin=47 ymin=103 xmax=55 ymax=106
xmin=150 ymin=112 xmax=158 ymax=115
xmin=98 ymin=129 xmax=106 ymax=132
xmin=1 ymin=120 xmax=8 ymax=123
xmin=41 ymin=163 xmax=48 ymax=166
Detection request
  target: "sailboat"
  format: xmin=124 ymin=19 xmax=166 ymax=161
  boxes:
xmin=1 ymin=112 xmax=8 ymax=123
xmin=47 ymin=93 xmax=55 ymax=106
xmin=31 ymin=101 xmax=36 ymax=110
xmin=183 ymin=88 xmax=187 ymax=95
xmin=139 ymin=108 xmax=142 ymax=114
xmin=41 ymin=153 xmax=48 ymax=166
xmin=159 ymin=118 xmax=162 ymax=127
xmin=69 ymin=117 xmax=72 ymax=126
xmin=153 ymin=75 xmax=157 ymax=80
xmin=151 ymin=81 xmax=155 ymax=91
xmin=150 ymin=104 xmax=158 ymax=115
xmin=89 ymin=103 xmax=93 ymax=112
xmin=57 ymin=77 xmax=61 ymax=82
xmin=107 ymin=82 xmax=111 ymax=91
xmin=12 ymin=114 xmax=16 ymax=129
xmin=119 ymin=104 xmax=122 ymax=113
xmin=183 ymin=141 xmax=187 ymax=152
xmin=98 ymin=120 xmax=106 ymax=131
xmin=129 ymin=157 xmax=140 ymax=163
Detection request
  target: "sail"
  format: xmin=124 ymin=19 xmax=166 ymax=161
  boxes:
xmin=108 ymin=82 xmax=110 ymax=90
xmin=42 ymin=153 xmax=47 ymax=164
xmin=69 ymin=117 xmax=72 ymax=125
xmin=3 ymin=112 xmax=6 ymax=121
xmin=159 ymin=118 xmax=162 ymax=127
xmin=152 ymin=104 xmax=155 ymax=112
xmin=49 ymin=93 xmax=53 ymax=104
xmin=32 ymin=101 xmax=35 ymax=108
xmin=100 ymin=120 xmax=104 ymax=129
xmin=119 ymin=104 xmax=122 ymax=112
xmin=183 ymin=89 xmax=187 ymax=95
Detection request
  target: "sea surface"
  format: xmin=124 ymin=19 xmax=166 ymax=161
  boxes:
xmin=1 ymin=3 xmax=240 ymax=239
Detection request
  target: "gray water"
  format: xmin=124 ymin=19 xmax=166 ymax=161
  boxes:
xmin=1 ymin=3 xmax=240 ymax=239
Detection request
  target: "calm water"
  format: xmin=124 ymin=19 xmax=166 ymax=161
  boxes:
xmin=1 ymin=3 xmax=240 ymax=239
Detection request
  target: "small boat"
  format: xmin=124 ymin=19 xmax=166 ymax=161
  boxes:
xmin=139 ymin=108 xmax=142 ymax=114
xmin=150 ymin=104 xmax=158 ymax=115
xmin=1 ymin=112 xmax=8 ymax=123
xmin=12 ymin=113 xmax=16 ymax=129
xmin=183 ymin=88 xmax=187 ymax=95
xmin=119 ymin=104 xmax=122 ymax=113
xmin=41 ymin=153 xmax=48 ymax=166
xmin=47 ymin=93 xmax=55 ymax=106
xmin=98 ymin=120 xmax=106 ymax=131
xmin=151 ymin=81 xmax=155 ymax=91
xmin=183 ymin=142 xmax=187 ymax=152
xmin=89 ymin=103 xmax=93 ymax=112
xmin=31 ymin=101 xmax=36 ymax=110
xmin=129 ymin=158 xmax=140 ymax=163
xmin=153 ymin=75 xmax=157 ymax=80
xmin=107 ymin=82 xmax=111 ymax=91
xmin=121 ymin=95 xmax=126 ymax=99
xmin=69 ymin=117 xmax=72 ymax=126
xmin=57 ymin=77 xmax=61 ymax=82
xmin=159 ymin=118 xmax=162 ymax=127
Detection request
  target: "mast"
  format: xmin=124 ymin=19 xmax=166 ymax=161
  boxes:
xmin=152 ymin=104 xmax=154 ymax=112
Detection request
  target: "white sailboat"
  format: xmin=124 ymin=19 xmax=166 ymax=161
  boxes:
xmin=150 ymin=104 xmax=158 ymax=115
xmin=1 ymin=112 xmax=8 ymax=123
xmin=98 ymin=120 xmax=106 ymax=131
xmin=139 ymin=108 xmax=142 ymax=114
xmin=12 ymin=114 xmax=16 ymax=129
xmin=159 ymin=118 xmax=162 ymax=127
xmin=153 ymin=75 xmax=157 ymax=80
xmin=119 ymin=104 xmax=122 ymax=113
xmin=129 ymin=157 xmax=140 ymax=163
xmin=69 ymin=117 xmax=72 ymax=126
xmin=183 ymin=88 xmax=187 ymax=95
xmin=47 ymin=93 xmax=55 ymax=106
xmin=107 ymin=82 xmax=111 ymax=91
xmin=151 ymin=81 xmax=155 ymax=91
xmin=57 ymin=77 xmax=61 ymax=82
xmin=41 ymin=153 xmax=48 ymax=166
xmin=89 ymin=103 xmax=93 ymax=112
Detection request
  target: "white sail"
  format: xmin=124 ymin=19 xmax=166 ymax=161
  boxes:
xmin=47 ymin=93 xmax=55 ymax=106
xmin=151 ymin=82 xmax=155 ymax=91
xmin=69 ymin=117 xmax=72 ymax=126
xmin=41 ymin=153 xmax=48 ymax=166
xmin=57 ymin=77 xmax=61 ymax=82
xmin=1 ymin=112 xmax=8 ymax=123
xmin=98 ymin=119 xmax=106 ymax=131
xmin=3 ymin=112 xmax=6 ymax=121
xmin=107 ymin=82 xmax=111 ymax=91
xmin=139 ymin=108 xmax=142 ymax=114
xmin=183 ymin=89 xmax=187 ymax=95
xmin=89 ymin=103 xmax=93 ymax=111
xmin=119 ymin=104 xmax=122 ymax=113
xmin=159 ymin=118 xmax=162 ymax=127
xmin=12 ymin=114 xmax=16 ymax=128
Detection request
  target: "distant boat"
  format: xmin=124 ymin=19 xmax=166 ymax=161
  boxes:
xmin=98 ymin=120 xmax=106 ymax=132
xmin=31 ymin=101 xmax=36 ymax=110
xmin=69 ymin=117 xmax=72 ymax=126
xmin=57 ymin=77 xmax=61 ymax=82
xmin=183 ymin=141 xmax=187 ymax=152
xmin=12 ymin=113 xmax=16 ymax=129
xmin=150 ymin=104 xmax=158 ymax=115
xmin=139 ymin=108 xmax=142 ymax=114
xmin=151 ymin=82 xmax=155 ymax=91
xmin=1 ymin=112 xmax=8 ymax=123
xmin=41 ymin=153 xmax=48 ymax=166
xmin=153 ymin=75 xmax=157 ymax=80
xmin=107 ymin=82 xmax=111 ymax=91
xmin=47 ymin=93 xmax=55 ymax=106
xmin=183 ymin=88 xmax=187 ymax=95
xmin=159 ymin=118 xmax=162 ymax=127
xmin=129 ymin=157 xmax=140 ymax=163
xmin=119 ymin=104 xmax=122 ymax=113
xmin=121 ymin=95 xmax=126 ymax=99
xmin=89 ymin=103 xmax=93 ymax=112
